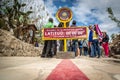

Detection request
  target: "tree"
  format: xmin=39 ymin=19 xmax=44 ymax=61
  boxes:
xmin=0 ymin=0 xmax=32 ymax=38
xmin=107 ymin=7 xmax=120 ymax=27
xmin=111 ymin=33 xmax=115 ymax=40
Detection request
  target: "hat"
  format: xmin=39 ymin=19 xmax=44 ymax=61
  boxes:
xmin=72 ymin=20 xmax=76 ymax=25
xmin=49 ymin=18 xmax=53 ymax=23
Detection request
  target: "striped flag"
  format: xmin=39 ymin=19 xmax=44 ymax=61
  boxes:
xmin=95 ymin=24 xmax=103 ymax=40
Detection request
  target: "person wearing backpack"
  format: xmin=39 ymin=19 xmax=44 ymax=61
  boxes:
xmin=82 ymin=39 xmax=88 ymax=56
xmin=78 ymin=40 xmax=83 ymax=56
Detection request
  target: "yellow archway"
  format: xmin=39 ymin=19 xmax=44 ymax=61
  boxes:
xmin=56 ymin=7 xmax=72 ymax=52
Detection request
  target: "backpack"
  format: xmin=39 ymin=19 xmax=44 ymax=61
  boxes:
xmin=78 ymin=40 xmax=82 ymax=48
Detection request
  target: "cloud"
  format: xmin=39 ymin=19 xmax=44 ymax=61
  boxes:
xmin=70 ymin=0 xmax=120 ymax=37
xmin=44 ymin=0 xmax=59 ymax=25
xmin=61 ymin=0 xmax=66 ymax=2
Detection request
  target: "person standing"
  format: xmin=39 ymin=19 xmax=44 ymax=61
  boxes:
xmin=88 ymin=25 xmax=94 ymax=57
xmin=41 ymin=18 xmax=54 ymax=58
xmin=92 ymin=25 xmax=100 ymax=58
xmin=71 ymin=20 xmax=80 ymax=57
xmin=67 ymin=40 xmax=70 ymax=51
xmin=102 ymin=32 xmax=109 ymax=57
xmin=82 ymin=39 xmax=88 ymax=56
xmin=78 ymin=40 xmax=83 ymax=56
xmin=52 ymin=26 xmax=57 ymax=56
xmin=28 ymin=27 xmax=33 ymax=44
xmin=34 ymin=39 xmax=39 ymax=47
xmin=57 ymin=40 xmax=60 ymax=52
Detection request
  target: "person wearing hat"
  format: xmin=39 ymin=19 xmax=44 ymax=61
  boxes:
xmin=70 ymin=20 xmax=80 ymax=57
xmin=71 ymin=20 xmax=77 ymax=27
xmin=41 ymin=18 xmax=54 ymax=58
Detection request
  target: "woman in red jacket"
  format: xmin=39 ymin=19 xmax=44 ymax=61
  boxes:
xmin=102 ymin=32 xmax=109 ymax=57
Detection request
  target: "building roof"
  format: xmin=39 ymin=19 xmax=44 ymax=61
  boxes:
xmin=28 ymin=24 xmax=37 ymax=30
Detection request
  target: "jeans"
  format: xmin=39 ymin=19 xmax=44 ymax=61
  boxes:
xmin=90 ymin=42 xmax=95 ymax=57
xmin=68 ymin=46 xmax=72 ymax=51
xmin=72 ymin=41 xmax=79 ymax=56
xmin=83 ymin=47 xmax=88 ymax=56
xmin=72 ymin=44 xmax=77 ymax=56
xmin=41 ymin=40 xmax=53 ymax=57
xmin=93 ymin=39 xmax=100 ymax=57
xmin=41 ymin=40 xmax=48 ymax=56
xmin=79 ymin=47 xmax=82 ymax=56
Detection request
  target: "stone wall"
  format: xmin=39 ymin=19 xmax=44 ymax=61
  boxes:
xmin=110 ymin=34 xmax=120 ymax=55
xmin=0 ymin=29 xmax=43 ymax=56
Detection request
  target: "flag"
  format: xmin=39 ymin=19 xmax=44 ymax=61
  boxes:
xmin=95 ymin=24 xmax=103 ymax=40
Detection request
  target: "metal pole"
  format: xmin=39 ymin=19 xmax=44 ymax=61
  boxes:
xmin=63 ymin=22 xmax=67 ymax=52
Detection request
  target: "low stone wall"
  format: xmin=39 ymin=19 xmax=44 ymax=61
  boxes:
xmin=56 ymin=51 xmax=75 ymax=59
xmin=0 ymin=29 xmax=43 ymax=57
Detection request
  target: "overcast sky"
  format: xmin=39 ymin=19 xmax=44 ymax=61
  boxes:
xmin=43 ymin=0 xmax=120 ymax=38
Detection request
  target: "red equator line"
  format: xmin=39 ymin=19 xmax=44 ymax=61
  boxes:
xmin=46 ymin=59 xmax=89 ymax=80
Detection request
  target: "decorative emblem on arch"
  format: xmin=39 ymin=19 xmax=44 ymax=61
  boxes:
xmin=56 ymin=7 xmax=72 ymax=22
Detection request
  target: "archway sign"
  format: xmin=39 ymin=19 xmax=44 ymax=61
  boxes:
xmin=56 ymin=7 xmax=73 ymax=52
xmin=42 ymin=8 xmax=88 ymax=52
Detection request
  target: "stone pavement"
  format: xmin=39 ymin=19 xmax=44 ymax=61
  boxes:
xmin=0 ymin=57 xmax=120 ymax=80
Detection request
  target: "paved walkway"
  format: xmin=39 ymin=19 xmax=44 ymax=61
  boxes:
xmin=0 ymin=57 xmax=120 ymax=80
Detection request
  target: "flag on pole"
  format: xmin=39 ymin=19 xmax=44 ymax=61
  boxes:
xmin=95 ymin=24 xmax=103 ymax=40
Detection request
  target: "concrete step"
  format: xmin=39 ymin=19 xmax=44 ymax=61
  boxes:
xmin=56 ymin=51 xmax=75 ymax=59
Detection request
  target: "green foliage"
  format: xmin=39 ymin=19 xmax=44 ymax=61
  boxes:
xmin=111 ymin=33 xmax=115 ymax=40
xmin=38 ymin=37 xmax=44 ymax=45
xmin=107 ymin=7 xmax=120 ymax=27
xmin=107 ymin=7 xmax=113 ymax=15
xmin=0 ymin=18 xmax=5 ymax=28
xmin=26 ymin=11 xmax=33 ymax=15
xmin=34 ymin=30 xmax=44 ymax=45
xmin=21 ymin=3 xmax=26 ymax=7
xmin=0 ymin=0 xmax=33 ymax=30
